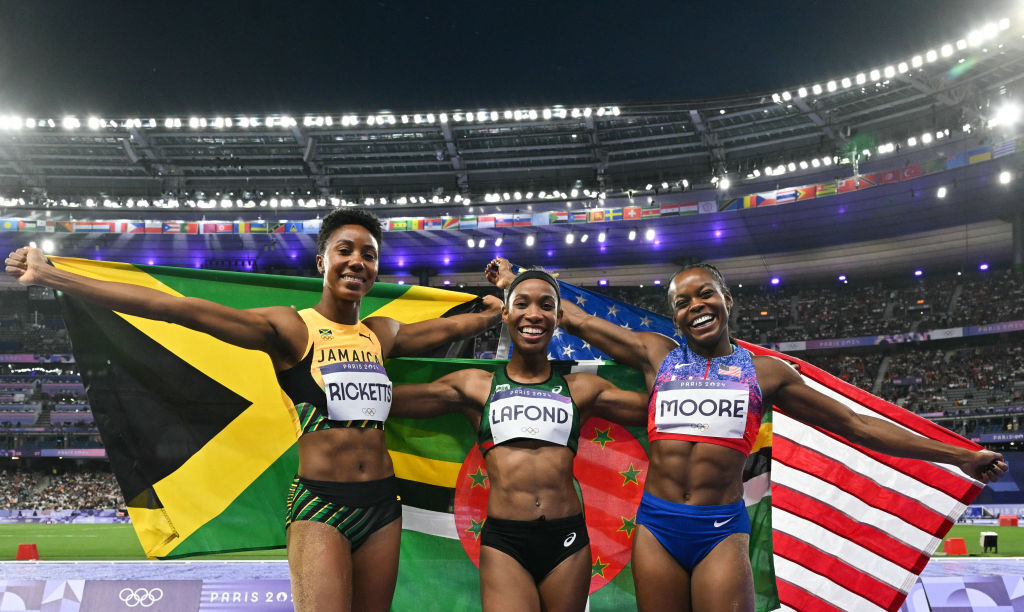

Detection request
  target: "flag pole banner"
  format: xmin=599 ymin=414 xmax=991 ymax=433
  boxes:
xmin=53 ymin=258 xmax=985 ymax=612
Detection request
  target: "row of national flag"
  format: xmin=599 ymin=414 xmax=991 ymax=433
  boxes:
xmin=2 ymin=137 xmax=1020 ymax=236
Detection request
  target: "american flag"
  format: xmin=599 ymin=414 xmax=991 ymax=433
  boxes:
xmin=537 ymin=276 xmax=985 ymax=612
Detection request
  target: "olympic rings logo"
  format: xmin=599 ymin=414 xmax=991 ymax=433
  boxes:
xmin=119 ymin=588 xmax=164 ymax=608
xmin=520 ymin=426 xmax=540 ymax=435
xmin=695 ymin=423 xmax=710 ymax=432
xmin=362 ymin=407 xmax=376 ymax=416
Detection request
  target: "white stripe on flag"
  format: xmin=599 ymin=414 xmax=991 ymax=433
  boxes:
xmin=743 ymin=471 xmax=770 ymax=505
xmin=801 ymin=377 xmax=979 ymax=485
xmin=775 ymin=413 xmax=966 ymax=520
xmin=402 ymin=506 xmax=457 ymax=539
xmin=774 ymin=557 xmax=886 ymax=612
xmin=773 ymin=507 xmax=917 ymax=593
xmin=771 ymin=462 xmax=939 ymax=553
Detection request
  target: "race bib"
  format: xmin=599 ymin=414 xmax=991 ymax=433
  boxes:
xmin=489 ymin=388 xmax=573 ymax=447
xmin=320 ymin=361 xmax=392 ymax=422
xmin=653 ymin=379 xmax=748 ymax=439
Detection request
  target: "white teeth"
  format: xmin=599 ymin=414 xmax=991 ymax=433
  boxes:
xmin=520 ymin=326 xmax=545 ymax=335
xmin=691 ymin=314 xmax=713 ymax=328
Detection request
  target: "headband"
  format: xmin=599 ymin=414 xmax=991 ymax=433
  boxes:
xmin=505 ymin=269 xmax=561 ymax=305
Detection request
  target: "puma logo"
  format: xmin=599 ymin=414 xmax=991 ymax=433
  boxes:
xmin=359 ymin=332 xmax=372 ymax=341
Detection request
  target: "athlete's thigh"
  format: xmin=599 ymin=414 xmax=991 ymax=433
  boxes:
xmin=631 ymin=525 xmax=691 ymax=612
xmin=351 ymin=517 xmax=402 ymax=612
xmin=690 ymin=532 xmax=754 ymax=612
xmin=480 ymin=545 xmax=541 ymax=612
xmin=287 ymin=520 xmax=353 ymax=612
xmin=537 ymin=544 xmax=591 ymax=612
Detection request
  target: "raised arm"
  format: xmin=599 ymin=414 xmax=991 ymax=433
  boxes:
xmin=390 ymin=368 xmax=491 ymax=421
xmin=762 ymin=356 xmax=1007 ymax=483
xmin=367 ymin=294 xmax=502 ymax=359
xmin=5 ymin=246 xmax=305 ymax=367
xmin=486 ymin=257 xmax=674 ymax=382
xmin=568 ymin=372 xmax=649 ymax=427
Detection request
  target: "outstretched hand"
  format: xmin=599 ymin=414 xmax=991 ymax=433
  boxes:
xmin=960 ymin=449 xmax=1008 ymax=484
xmin=485 ymin=258 xmax=516 ymax=289
xmin=5 ymin=246 xmax=47 ymax=286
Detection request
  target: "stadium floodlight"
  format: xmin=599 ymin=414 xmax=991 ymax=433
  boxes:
xmin=941 ymin=44 xmax=953 ymax=57
xmin=543 ymin=108 xmax=552 ymax=120
xmin=467 ymin=238 xmax=475 ymax=248
xmin=797 ymin=87 xmax=808 ymax=98
xmin=922 ymin=132 xmax=933 ymax=144
xmin=87 ymin=117 xmax=101 ymax=130
xmin=628 ymin=229 xmax=637 ymax=241
xmin=490 ymin=111 xmax=498 ymax=121
xmin=937 ymin=186 xmax=947 ymax=198
xmin=525 ymin=234 xmax=535 ymax=247
xmin=571 ymin=188 xmax=580 ymax=197
xmin=812 ymin=84 xmax=823 ymax=95
xmin=495 ymin=235 xmax=503 ymax=247
xmin=883 ymin=65 xmax=896 ymax=78
xmin=911 ymin=55 xmax=923 ymax=68
xmin=644 ymin=228 xmax=655 ymax=241
xmin=855 ymin=72 xmax=867 ymax=85
xmin=869 ymin=69 xmax=881 ymax=82
xmin=998 ymin=18 xmax=1009 ymax=31
xmin=787 ymin=162 xmax=797 ymax=172
xmin=956 ymin=39 xmax=968 ymax=51
xmin=478 ymin=239 xmax=486 ymax=248
xmin=771 ymin=93 xmax=782 ymax=104
xmin=897 ymin=62 xmax=908 ymax=74
xmin=764 ymin=166 xmax=774 ymax=176
xmin=799 ymin=160 xmax=808 ymax=170
xmin=811 ymin=158 xmax=820 ymax=168
xmin=781 ymin=91 xmax=792 ymax=101
xmin=513 ymin=191 xmax=522 ymax=200
xmin=580 ymin=233 xmax=588 ymax=243
xmin=907 ymin=136 xmax=917 ymax=146
xmin=926 ymin=49 xmax=938 ymax=62
xmin=999 ymin=170 xmax=1012 ymax=184
xmin=993 ymin=102 xmax=1021 ymax=127
xmin=775 ymin=164 xmax=786 ymax=174
xmin=597 ymin=231 xmax=606 ymax=243
xmin=565 ymin=233 xmax=574 ymax=245
xmin=41 ymin=239 xmax=54 ymax=253
xmin=719 ymin=177 xmax=731 ymax=190
xmin=826 ymin=80 xmax=837 ymax=92
xmin=840 ymin=77 xmax=851 ymax=88
xmin=980 ymin=263 xmax=989 ymax=271
xmin=644 ymin=184 xmax=653 ymax=191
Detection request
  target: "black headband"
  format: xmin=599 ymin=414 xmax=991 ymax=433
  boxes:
xmin=506 ymin=270 xmax=560 ymax=304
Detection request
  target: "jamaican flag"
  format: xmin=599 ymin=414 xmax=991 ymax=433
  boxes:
xmin=51 ymin=257 xmax=480 ymax=559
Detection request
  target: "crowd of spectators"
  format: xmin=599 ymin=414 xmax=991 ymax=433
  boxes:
xmin=0 ymin=469 xmax=122 ymax=510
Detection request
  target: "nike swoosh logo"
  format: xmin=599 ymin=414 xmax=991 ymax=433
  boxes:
xmin=714 ymin=518 xmax=733 ymax=528
xmin=673 ymin=363 xmax=692 ymax=368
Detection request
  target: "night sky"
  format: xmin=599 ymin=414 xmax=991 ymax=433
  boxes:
xmin=0 ymin=0 xmax=1017 ymax=115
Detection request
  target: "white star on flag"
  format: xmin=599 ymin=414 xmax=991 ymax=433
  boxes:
xmin=606 ymin=304 xmax=619 ymax=317
xmin=575 ymin=295 xmax=587 ymax=306
xmin=620 ymin=322 xmax=631 ymax=330
xmin=561 ymin=345 xmax=575 ymax=358
xmin=640 ymin=315 xmax=652 ymax=328
xmin=581 ymin=341 xmax=591 ymax=350
xmin=552 ymin=328 xmax=563 ymax=338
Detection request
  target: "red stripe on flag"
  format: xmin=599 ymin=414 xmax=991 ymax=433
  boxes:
xmin=773 ymin=485 xmax=930 ymax=573
xmin=773 ymin=532 xmax=904 ymax=610
xmin=776 ymin=579 xmax=845 ymax=612
xmin=772 ymin=438 xmax=952 ymax=535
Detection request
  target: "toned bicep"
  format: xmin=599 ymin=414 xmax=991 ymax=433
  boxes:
xmin=176 ymin=302 xmax=304 ymax=365
xmin=391 ymin=369 xmax=489 ymax=419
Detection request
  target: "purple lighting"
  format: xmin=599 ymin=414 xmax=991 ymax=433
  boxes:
xmin=443 ymin=257 xmax=451 ymax=265
xmin=397 ymin=258 xmax=405 ymax=267
xmin=653 ymin=279 xmax=661 ymax=286
xmin=443 ymin=280 xmax=451 ymax=286
xmin=598 ymin=279 xmax=608 ymax=286
xmin=979 ymin=263 xmax=989 ymax=271
xmin=289 ymin=253 xmax=297 ymax=260
xmin=397 ymin=280 xmax=405 ymax=285
xmin=147 ymin=259 xmax=155 ymax=266
xmin=770 ymin=277 xmax=780 ymax=286
xmin=546 ymin=250 xmax=554 ymax=257
xmin=714 ymin=230 xmax=722 ymax=238
xmin=914 ymin=269 xmax=923 ymax=277
xmin=838 ymin=274 xmax=847 ymax=282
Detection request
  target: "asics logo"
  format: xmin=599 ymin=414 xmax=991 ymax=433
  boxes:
xmin=563 ymin=532 xmax=577 ymax=547
xmin=119 ymin=588 xmax=164 ymax=608
xmin=713 ymin=517 xmax=734 ymax=528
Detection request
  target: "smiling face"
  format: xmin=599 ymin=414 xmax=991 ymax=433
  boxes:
xmin=316 ymin=224 xmax=379 ymax=301
xmin=503 ymin=278 xmax=562 ymax=355
xmin=668 ymin=267 xmax=733 ymax=355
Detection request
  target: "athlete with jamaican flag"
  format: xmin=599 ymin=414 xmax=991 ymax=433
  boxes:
xmin=486 ymin=258 xmax=1006 ymax=612
xmin=391 ymin=268 xmax=647 ymax=611
xmin=4 ymin=209 xmax=502 ymax=612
